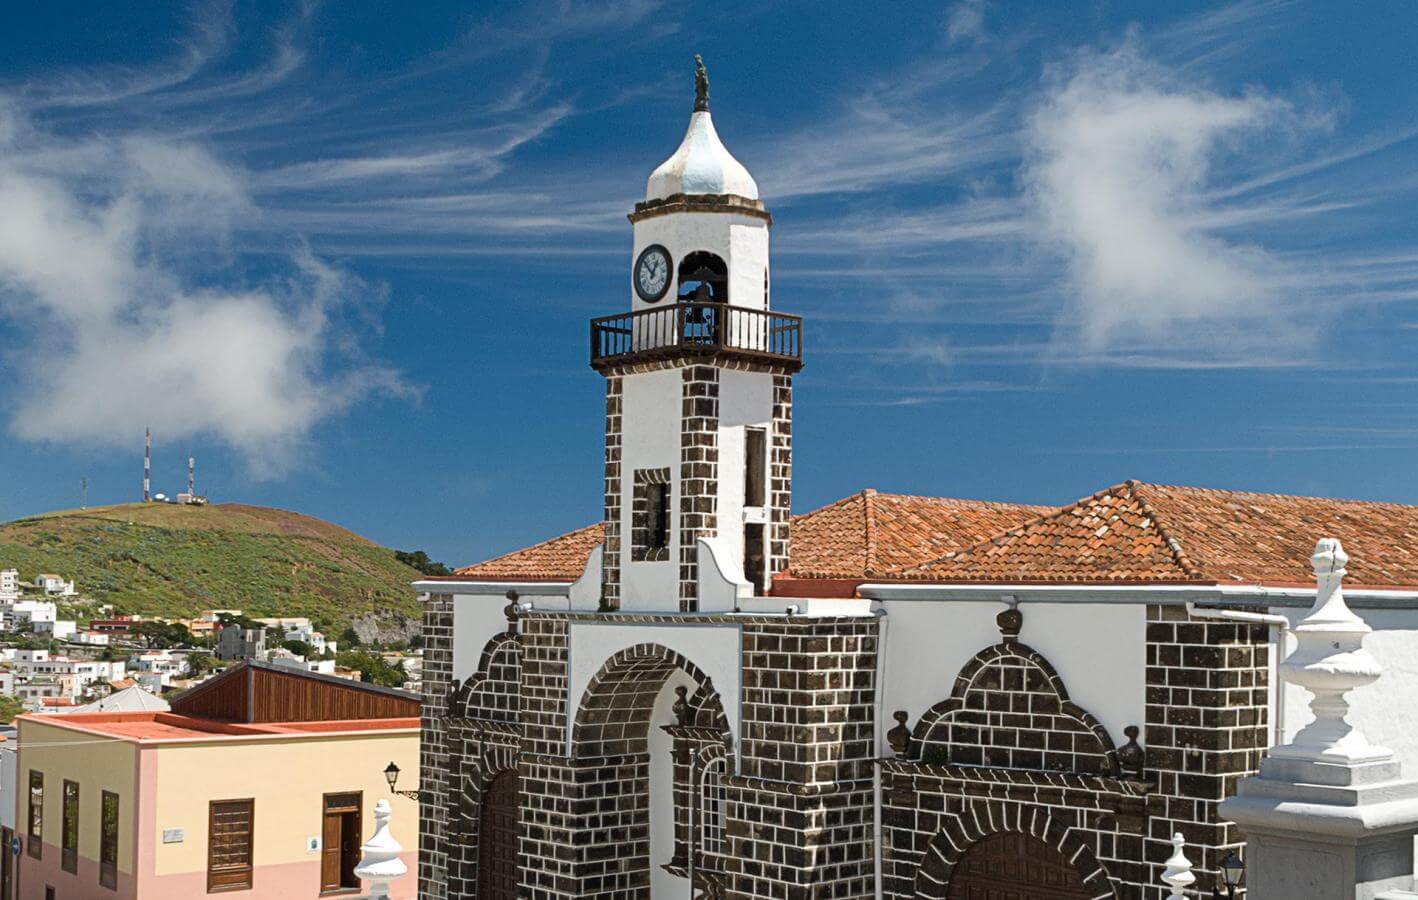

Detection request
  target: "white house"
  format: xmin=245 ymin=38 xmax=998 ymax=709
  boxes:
xmin=411 ymin=63 xmax=1418 ymax=900
xmin=32 ymin=573 xmax=75 ymax=596
xmin=9 ymin=600 xmax=56 ymax=630
xmin=0 ymin=569 xmax=19 ymax=602
xmin=130 ymin=650 xmax=189 ymax=687
xmin=32 ymin=619 xmax=76 ymax=641
xmin=70 ymin=630 xmax=110 ymax=647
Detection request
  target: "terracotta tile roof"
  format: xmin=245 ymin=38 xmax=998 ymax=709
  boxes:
xmin=452 ymin=523 xmax=605 ymax=581
xmin=786 ymin=490 xmax=1052 ymax=579
xmin=901 ymin=481 xmax=1418 ymax=588
xmin=449 ymin=490 xmax=1049 ymax=583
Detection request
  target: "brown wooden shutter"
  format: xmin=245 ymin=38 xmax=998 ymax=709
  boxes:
xmin=207 ymin=799 xmax=254 ymax=892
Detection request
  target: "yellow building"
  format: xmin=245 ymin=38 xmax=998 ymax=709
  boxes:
xmin=15 ymin=662 xmax=420 ymax=900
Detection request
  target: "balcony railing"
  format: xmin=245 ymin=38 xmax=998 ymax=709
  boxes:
xmin=590 ymin=302 xmax=803 ymax=371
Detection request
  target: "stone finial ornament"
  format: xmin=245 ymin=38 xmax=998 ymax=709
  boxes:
xmin=353 ymin=799 xmax=407 ymax=900
xmin=503 ymin=589 xmax=521 ymax=635
xmin=1160 ymin=833 xmax=1194 ymax=900
xmin=1117 ymin=725 xmax=1145 ymax=778
xmin=673 ymin=685 xmax=690 ymax=726
xmin=996 ymin=602 xmax=1022 ymax=642
xmin=887 ymin=710 xmax=912 ymax=757
xmin=694 ymin=54 xmax=710 ymax=112
xmin=1273 ymin=538 xmax=1388 ymax=764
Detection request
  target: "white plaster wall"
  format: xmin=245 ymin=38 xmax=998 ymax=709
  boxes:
xmin=714 ymin=369 xmax=774 ymax=587
xmin=877 ymin=601 xmax=1147 ymax=755
xmin=451 ymin=594 xmax=528 ymax=683
xmin=621 ymin=367 xmax=682 ymax=610
xmin=567 ymin=621 xmax=743 ymax=753
xmin=631 ymin=214 xmax=768 ymax=312
xmin=649 ymin=671 xmax=695 ymax=898
xmin=1279 ymin=606 xmax=1418 ymax=777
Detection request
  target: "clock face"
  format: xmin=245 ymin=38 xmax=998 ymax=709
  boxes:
xmin=634 ymin=244 xmax=672 ymax=302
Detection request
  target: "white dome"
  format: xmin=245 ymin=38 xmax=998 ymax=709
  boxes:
xmin=645 ymin=111 xmax=758 ymax=202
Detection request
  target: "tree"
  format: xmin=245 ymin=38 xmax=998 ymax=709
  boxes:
xmin=281 ymin=639 xmax=313 ymax=659
xmin=394 ymin=550 xmax=451 ymax=577
xmin=185 ymin=651 xmax=220 ymax=678
xmin=190 ymin=654 xmax=215 ymax=676
xmin=335 ymin=650 xmax=406 ymax=688
xmin=134 ymin=621 xmax=194 ymax=649
xmin=339 ymin=626 xmax=361 ymax=648
xmin=0 ymin=695 xmax=24 ymax=724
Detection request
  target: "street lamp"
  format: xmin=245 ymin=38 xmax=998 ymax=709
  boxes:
xmin=383 ymin=762 xmax=423 ymax=801
xmin=1211 ymin=850 xmax=1244 ymax=898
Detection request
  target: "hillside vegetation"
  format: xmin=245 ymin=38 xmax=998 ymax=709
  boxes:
xmin=0 ymin=503 xmax=423 ymax=633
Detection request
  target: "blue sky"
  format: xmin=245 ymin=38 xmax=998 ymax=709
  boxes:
xmin=2 ymin=0 xmax=1418 ymax=566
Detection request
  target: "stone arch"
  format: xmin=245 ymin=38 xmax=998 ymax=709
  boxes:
xmin=449 ymin=633 xmax=521 ymax=723
xmin=572 ymin=642 xmax=729 ymax=759
xmin=913 ymin=808 xmax=1118 ymax=900
xmin=912 ymin=642 xmax=1119 ymax=776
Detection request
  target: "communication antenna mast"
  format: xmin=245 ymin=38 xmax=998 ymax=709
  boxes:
xmin=144 ymin=427 xmax=152 ymax=502
xmin=188 ymin=457 xmax=195 ymax=497
xmin=81 ymin=477 xmax=88 ymax=510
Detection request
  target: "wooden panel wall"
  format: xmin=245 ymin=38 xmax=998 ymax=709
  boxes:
xmin=172 ymin=664 xmax=418 ymax=723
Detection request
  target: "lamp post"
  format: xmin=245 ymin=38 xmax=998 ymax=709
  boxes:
xmin=383 ymin=761 xmax=423 ymax=802
xmin=1210 ymin=849 xmax=1244 ymax=898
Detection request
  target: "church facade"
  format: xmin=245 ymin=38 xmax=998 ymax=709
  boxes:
xmin=414 ymin=65 xmax=1418 ymax=899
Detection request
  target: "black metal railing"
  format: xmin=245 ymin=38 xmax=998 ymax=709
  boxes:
xmin=590 ymin=302 xmax=803 ymax=370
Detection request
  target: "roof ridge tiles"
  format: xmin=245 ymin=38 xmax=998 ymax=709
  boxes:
xmin=1128 ymin=482 xmax=1206 ymax=580
xmin=861 ymin=489 xmax=881 ymax=576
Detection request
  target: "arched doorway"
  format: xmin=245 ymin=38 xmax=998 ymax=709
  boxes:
xmin=476 ymin=771 xmax=520 ymax=900
xmin=946 ymin=832 xmax=1093 ymax=900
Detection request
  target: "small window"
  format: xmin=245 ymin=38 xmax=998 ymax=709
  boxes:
xmin=100 ymin=791 xmax=119 ymax=890
xmin=45 ymin=888 xmax=55 ymax=900
xmin=62 ymin=781 xmax=79 ymax=874
xmin=743 ymin=523 xmax=766 ymax=596
xmin=27 ymin=771 xmax=42 ymax=860
xmin=632 ymin=468 xmax=672 ymax=562
xmin=648 ymin=483 xmax=671 ymax=551
xmin=208 ymin=799 xmax=254 ymax=893
xmin=744 ymin=427 xmax=766 ymax=507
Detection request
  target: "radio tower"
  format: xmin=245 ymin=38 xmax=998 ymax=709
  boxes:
xmin=144 ymin=427 xmax=151 ymax=502
xmin=188 ymin=457 xmax=195 ymax=497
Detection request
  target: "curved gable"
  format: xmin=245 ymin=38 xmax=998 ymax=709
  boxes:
xmin=913 ymin=642 xmax=1119 ymax=777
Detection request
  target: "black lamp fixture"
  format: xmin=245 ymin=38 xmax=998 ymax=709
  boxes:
xmin=384 ymin=761 xmax=423 ymax=801
xmin=1211 ymin=849 xmax=1245 ymax=898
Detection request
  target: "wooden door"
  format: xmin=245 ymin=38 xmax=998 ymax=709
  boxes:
xmin=321 ymin=792 xmax=362 ymax=893
xmin=946 ymin=832 xmax=1093 ymax=900
xmin=477 ymin=772 xmax=520 ymax=900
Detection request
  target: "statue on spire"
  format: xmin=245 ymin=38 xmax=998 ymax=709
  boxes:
xmin=694 ymin=54 xmax=709 ymax=112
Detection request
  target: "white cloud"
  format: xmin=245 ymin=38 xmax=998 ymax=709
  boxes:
xmin=946 ymin=0 xmax=987 ymax=45
xmin=0 ymin=102 xmax=408 ymax=465
xmin=1025 ymin=43 xmax=1317 ymax=360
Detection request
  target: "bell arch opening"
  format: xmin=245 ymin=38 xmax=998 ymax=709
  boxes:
xmin=677 ymin=251 xmax=728 ymax=303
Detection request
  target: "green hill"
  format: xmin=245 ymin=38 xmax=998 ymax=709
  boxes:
xmin=0 ymin=502 xmax=423 ymax=637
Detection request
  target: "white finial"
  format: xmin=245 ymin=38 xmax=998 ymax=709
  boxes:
xmin=1161 ymin=833 xmax=1195 ymax=899
xmin=1273 ymin=537 xmax=1388 ymax=764
xmin=353 ymin=799 xmax=407 ymax=900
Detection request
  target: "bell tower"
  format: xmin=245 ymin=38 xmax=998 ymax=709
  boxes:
xmin=591 ymin=56 xmax=802 ymax=613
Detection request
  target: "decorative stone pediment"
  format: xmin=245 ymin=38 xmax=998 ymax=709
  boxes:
xmin=912 ymin=641 xmax=1120 ymax=777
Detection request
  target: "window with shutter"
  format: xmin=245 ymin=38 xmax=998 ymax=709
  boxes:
xmin=100 ymin=791 xmax=119 ymax=890
xmin=61 ymin=781 xmax=78 ymax=875
xmin=207 ymin=799 xmax=254 ymax=893
xmin=26 ymin=772 xmax=42 ymax=861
